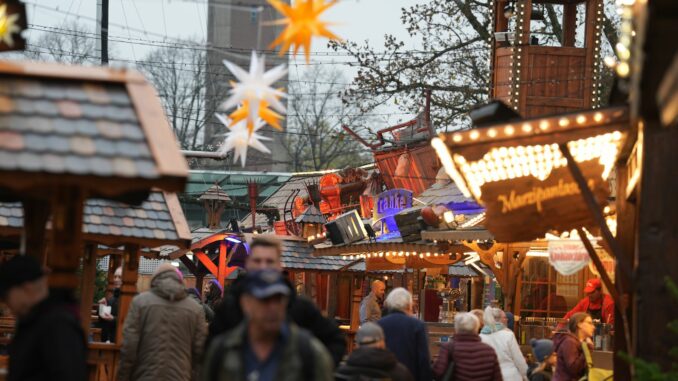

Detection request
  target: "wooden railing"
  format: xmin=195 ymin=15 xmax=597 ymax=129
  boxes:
xmin=88 ymin=343 xmax=120 ymax=381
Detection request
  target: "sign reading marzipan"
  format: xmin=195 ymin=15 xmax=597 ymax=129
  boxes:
xmin=548 ymin=239 xmax=591 ymax=276
xmin=480 ymin=162 xmax=609 ymax=242
xmin=497 ymin=179 xmax=594 ymax=213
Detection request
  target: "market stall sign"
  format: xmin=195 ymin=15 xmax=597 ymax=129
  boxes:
xmin=373 ymin=188 xmax=413 ymax=234
xmin=432 ymin=106 xmax=629 ymax=242
xmin=548 ymin=239 xmax=590 ymax=275
xmin=480 ymin=162 xmax=608 ymax=242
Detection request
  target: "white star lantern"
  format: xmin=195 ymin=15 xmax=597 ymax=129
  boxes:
xmin=217 ymin=51 xmax=288 ymax=167
xmin=216 ymin=114 xmax=271 ymax=167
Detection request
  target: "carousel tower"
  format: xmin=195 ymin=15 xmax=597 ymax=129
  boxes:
xmin=490 ymin=0 xmax=605 ymax=117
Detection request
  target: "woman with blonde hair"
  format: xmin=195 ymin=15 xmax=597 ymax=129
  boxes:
xmin=480 ymin=306 xmax=529 ymax=381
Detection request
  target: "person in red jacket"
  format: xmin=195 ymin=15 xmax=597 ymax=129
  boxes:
xmin=562 ymin=279 xmax=614 ymax=324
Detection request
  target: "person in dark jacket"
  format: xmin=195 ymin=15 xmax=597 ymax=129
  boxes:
xmin=528 ymin=339 xmax=555 ymax=381
xmin=335 ymin=322 xmax=413 ymax=381
xmin=187 ymin=287 xmax=215 ymax=323
xmin=203 ymin=279 xmax=223 ymax=312
xmin=207 ymin=235 xmax=346 ymax=365
xmin=378 ymin=288 xmax=432 ymax=381
xmin=0 ymin=255 xmax=86 ymax=381
xmin=202 ymin=270 xmax=334 ymax=381
xmin=553 ymin=313 xmax=594 ymax=381
xmin=98 ymin=266 xmax=121 ymax=342
xmin=432 ymin=312 xmax=502 ymax=381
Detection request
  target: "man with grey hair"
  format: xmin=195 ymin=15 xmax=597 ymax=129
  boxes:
xmin=378 ymin=288 xmax=432 ymax=381
xmin=335 ymin=322 xmax=413 ymax=381
xmin=359 ymin=280 xmax=385 ymax=324
xmin=432 ymin=313 xmax=503 ymax=381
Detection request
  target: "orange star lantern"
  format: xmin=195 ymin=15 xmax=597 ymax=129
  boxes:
xmin=268 ymin=0 xmax=340 ymax=63
xmin=229 ymin=99 xmax=284 ymax=134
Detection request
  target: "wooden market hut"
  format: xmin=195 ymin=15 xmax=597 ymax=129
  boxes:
xmin=433 ymin=102 xmax=630 ymax=372
xmin=0 ymin=190 xmax=191 ymax=333
xmin=0 ymin=61 xmax=189 ymax=380
xmin=610 ymin=0 xmax=678 ymax=376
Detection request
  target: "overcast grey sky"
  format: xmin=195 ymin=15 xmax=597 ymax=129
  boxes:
xmin=26 ymin=0 xmax=418 ymax=62
xmin=25 ymin=0 xmax=420 ymax=124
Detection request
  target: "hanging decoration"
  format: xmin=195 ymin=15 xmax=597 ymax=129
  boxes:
xmin=228 ymin=99 xmax=284 ymax=133
xmin=217 ymin=51 xmax=287 ymax=166
xmin=268 ymin=0 xmax=341 ymax=63
xmin=0 ymin=1 xmax=26 ymax=52
xmin=216 ymin=114 xmax=271 ymax=167
xmin=221 ymin=51 xmax=287 ymax=120
xmin=548 ymin=239 xmax=591 ymax=276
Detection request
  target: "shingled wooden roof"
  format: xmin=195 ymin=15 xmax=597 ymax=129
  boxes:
xmin=0 ymin=60 xmax=188 ymax=201
xmin=0 ymin=191 xmax=191 ymax=249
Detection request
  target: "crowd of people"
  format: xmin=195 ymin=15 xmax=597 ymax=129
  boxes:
xmin=0 ymin=237 xmax=601 ymax=381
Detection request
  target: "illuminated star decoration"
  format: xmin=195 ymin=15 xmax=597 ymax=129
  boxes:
xmin=268 ymin=0 xmax=341 ymax=63
xmin=0 ymin=4 xmax=21 ymax=47
xmin=221 ymin=51 xmax=287 ymax=127
xmin=228 ymin=98 xmax=284 ymax=134
xmin=216 ymin=114 xmax=271 ymax=167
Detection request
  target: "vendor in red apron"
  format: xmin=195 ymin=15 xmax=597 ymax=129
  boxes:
xmin=562 ymin=278 xmax=614 ymax=324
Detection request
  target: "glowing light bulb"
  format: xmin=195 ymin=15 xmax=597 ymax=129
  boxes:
xmin=539 ymin=120 xmax=550 ymax=131
xmin=470 ymin=130 xmax=480 ymax=140
xmin=616 ymin=62 xmax=630 ymax=77
xmin=576 ymin=115 xmax=586 ymax=124
xmin=593 ymin=112 xmax=604 ymax=122
xmin=522 ymin=123 xmax=533 ymax=132
xmin=559 ymin=118 xmax=570 ymax=127
xmin=487 ymin=128 xmax=497 ymax=138
xmin=505 ymin=125 xmax=515 ymax=135
xmin=453 ymin=133 xmax=463 ymax=142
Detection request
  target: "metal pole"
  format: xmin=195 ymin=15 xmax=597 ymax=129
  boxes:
xmin=98 ymin=0 xmax=109 ymax=65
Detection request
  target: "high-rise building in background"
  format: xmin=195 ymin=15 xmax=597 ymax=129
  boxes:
xmin=205 ymin=0 xmax=290 ymax=171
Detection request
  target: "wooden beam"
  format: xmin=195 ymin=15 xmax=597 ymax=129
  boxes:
xmin=576 ymin=228 xmax=619 ymax=305
xmin=559 ymin=143 xmax=633 ymax=280
xmin=20 ymin=198 xmax=50 ymax=263
xmin=179 ymin=255 xmax=198 ymax=274
xmin=614 ymin=163 xmax=635 ymax=379
xmin=47 ymin=186 xmax=85 ymax=289
xmin=562 ymin=3 xmax=577 ymax=47
xmin=217 ymin=240 xmax=228 ymax=286
xmin=79 ymin=244 xmax=98 ymax=336
xmin=116 ymin=244 xmax=139 ymax=344
xmin=195 ymin=250 xmax=218 ymax=276
xmin=327 ymin=273 xmax=338 ymax=319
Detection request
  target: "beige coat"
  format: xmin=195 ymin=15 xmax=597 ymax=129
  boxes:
xmin=117 ymin=270 xmax=207 ymax=381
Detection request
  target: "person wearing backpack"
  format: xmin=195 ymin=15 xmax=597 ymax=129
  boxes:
xmin=432 ymin=312 xmax=503 ymax=381
xmin=201 ymin=270 xmax=333 ymax=381
xmin=335 ymin=322 xmax=413 ymax=381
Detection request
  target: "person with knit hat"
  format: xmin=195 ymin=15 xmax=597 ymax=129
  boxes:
xmin=117 ymin=263 xmax=207 ymax=381
xmin=528 ymin=339 xmax=556 ymax=381
xmin=0 ymin=255 xmax=87 ymax=381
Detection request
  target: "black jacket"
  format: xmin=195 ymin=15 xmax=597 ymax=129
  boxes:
xmin=207 ymin=274 xmax=346 ymax=365
xmin=8 ymin=291 xmax=87 ymax=381
xmin=335 ymin=346 xmax=414 ymax=381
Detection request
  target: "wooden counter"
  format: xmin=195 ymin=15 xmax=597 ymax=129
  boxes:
xmin=425 ymin=322 xmax=455 ymax=360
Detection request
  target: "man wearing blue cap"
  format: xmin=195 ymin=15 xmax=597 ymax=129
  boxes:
xmin=207 ymin=236 xmax=345 ymax=365
xmin=202 ymin=269 xmax=333 ymax=381
xmin=0 ymin=255 xmax=86 ymax=381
